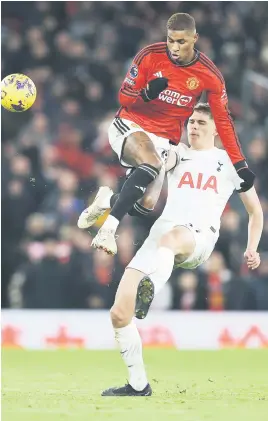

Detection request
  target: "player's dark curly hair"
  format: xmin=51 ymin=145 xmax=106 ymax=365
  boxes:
xmin=167 ymin=13 xmax=196 ymax=32
xmin=194 ymin=103 xmax=213 ymax=118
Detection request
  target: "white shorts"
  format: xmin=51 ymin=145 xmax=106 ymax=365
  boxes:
xmin=127 ymin=218 xmax=219 ymax=273
xmin=108 ymin=117 xmax=171 ymax=168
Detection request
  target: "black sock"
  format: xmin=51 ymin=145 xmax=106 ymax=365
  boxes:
xmin=110 ymin=193 xmax=119 ymax=208
xmin=110 ymin=163 xmax=159 ymax=221
xmin=128 ymin=202 xmax=152 ymax=218
xmin=112 ymin=194 xmax=152 ymax=218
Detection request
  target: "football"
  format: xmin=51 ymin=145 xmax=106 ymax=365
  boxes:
xmin=1 ymin=73 xmax=37 ymax=112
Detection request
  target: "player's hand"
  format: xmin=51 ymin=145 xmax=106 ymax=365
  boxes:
xmin=141 ymin=77 xmax=168 ymax=102
xmin=234 ymin=162 xmax=255 ymax=193
xmin=244 ymin=249 xmax=260 ymax=270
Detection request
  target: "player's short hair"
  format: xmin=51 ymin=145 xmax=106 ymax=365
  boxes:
xmin=193 ymin=103 xmax=213 ymax=119
xmin=167 ymin=13 xmax=196 ymax=32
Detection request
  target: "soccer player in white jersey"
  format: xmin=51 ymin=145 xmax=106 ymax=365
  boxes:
xmin=99 ymin=103 xmax=264 ymax=396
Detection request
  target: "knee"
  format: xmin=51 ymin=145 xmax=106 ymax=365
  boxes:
xmin=110 ymin=304 xmax=130 ymax=328
xmin=140 ymin=195 xmax=155 ymax=210
xmin=126 ymin=132 xmax=163 ymax=171
xmin=137 ymin=156 xmax=163 ymax=173
xmin=146 ymin=156 xmax=163 ymax=172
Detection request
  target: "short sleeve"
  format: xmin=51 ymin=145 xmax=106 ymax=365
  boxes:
xmin=227 ymin=157 xmax=243 ymax=191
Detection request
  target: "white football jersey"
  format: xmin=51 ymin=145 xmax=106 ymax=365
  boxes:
xmin=161 ymin=144 xmax=243 ymax=231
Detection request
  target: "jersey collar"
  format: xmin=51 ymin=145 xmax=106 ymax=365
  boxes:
xmin=166 ymin=47 xmax=200 ymax=67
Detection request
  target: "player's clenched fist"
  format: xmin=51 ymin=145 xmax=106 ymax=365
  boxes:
xmin=244 ymin=249 xmax=260 ymax=270
xmin=141 ymin=77 xmax=168 ymax=102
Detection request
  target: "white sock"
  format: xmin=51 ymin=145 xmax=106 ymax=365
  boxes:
xmin=150 ymin=247 xmax=175 ymax=294
xmin=101 ymin=191 xmax=113 ymax=209
xmin=114 ymin=321 xmax=148 ymax=391
xmin=101 ymin=214 xmax=119 ymax=231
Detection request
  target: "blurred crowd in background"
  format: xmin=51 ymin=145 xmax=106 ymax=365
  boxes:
xmin=2 ymin=1 xmax=268 ymax=310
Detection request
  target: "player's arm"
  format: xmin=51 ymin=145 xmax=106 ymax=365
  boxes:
xmin=207 ymin=81 xmax=255 ymax=192
xmin=119 ymin=52 xmax=168 ymax=107
xmin=118 ymin=57 xmax=148 ymax=107
xmin=239 ymin=187 xmax=263 ymax=270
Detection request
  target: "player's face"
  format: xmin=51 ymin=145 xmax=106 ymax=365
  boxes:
xmin=187 ymin=111 xmax=217 ymax=148
xmin=167 ymin=30 xmax=198 ymax=63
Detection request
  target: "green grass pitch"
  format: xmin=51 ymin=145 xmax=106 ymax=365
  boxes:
xmin=2 ymin=349 xmax=268 ymax=421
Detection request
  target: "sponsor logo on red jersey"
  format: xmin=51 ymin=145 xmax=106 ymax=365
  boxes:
xmin=158 ymin=89 xmax=193 ymax=107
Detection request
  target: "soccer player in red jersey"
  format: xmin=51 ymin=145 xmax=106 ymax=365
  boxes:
xmin=78 ymin=13 xmax=255 ymax=255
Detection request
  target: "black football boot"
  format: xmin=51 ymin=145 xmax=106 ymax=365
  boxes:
xmin=102 ymin=383 xmax=152 ymax=396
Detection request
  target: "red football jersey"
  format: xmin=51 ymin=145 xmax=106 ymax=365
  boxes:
xmin=117 ymin=42 xmax=244 ymax=164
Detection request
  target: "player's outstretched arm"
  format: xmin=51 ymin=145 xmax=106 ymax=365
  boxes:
xmin=239 ymin=187 xmax=263 ymax=270
xmin=208 ymin=86 xmax=245 ymax=165
xmin=208 ymin=82 xmax=255 ymax=193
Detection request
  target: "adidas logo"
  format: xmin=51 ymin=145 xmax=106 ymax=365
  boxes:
xmin=153 ymin=71 xmax=163 ymax=78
